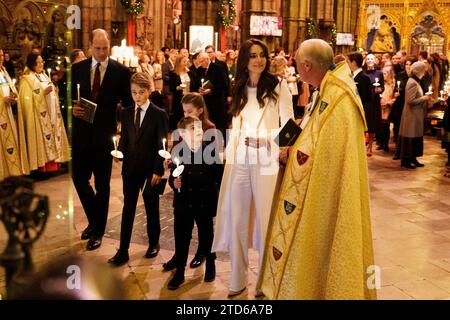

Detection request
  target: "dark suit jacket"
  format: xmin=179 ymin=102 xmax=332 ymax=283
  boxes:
xmin=71 ymin=57 xmax=133 ymax=153
xmin=201 ymin=62 xmax=228 ymax=127
xmin=354 ymin=71 xmax=372 ymax=109
xmin=118 ymin=102 xmax=169 ymax=179
xmin=169 ymin=141 xmax=223 ymax=216
xmin=162 ymin=59 xmax=174 ymax=95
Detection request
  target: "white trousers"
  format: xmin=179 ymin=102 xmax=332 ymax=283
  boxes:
xmin=228 ymin=160 xmax=276 ymax=291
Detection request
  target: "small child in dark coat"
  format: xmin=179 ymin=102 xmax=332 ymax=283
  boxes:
xmin=166 ymin=116 xmax=223 ymax=290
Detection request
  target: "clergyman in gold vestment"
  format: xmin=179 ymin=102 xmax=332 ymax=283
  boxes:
xmin=260 ymin=39 xmax=377 ymax=300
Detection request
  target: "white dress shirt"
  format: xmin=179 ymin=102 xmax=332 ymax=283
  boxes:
xmin=91 ymin=57 xmax=109 ymax=89
xmin=135 ymin=99 xmax=150 ymax=127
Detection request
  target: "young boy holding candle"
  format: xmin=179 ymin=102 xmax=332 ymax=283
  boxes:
xmin=165 ymin=116 xmax=223 ymax=290
xmin=108 ymin=72 xmax=169 ymax=266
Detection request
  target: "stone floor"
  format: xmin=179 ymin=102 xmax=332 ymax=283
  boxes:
xmin=1 ymin=136 xmax=450 ymax=300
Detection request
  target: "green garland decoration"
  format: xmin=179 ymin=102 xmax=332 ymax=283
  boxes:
xmin=120 ymin=0 xmax=144 ymax=16
xmin=218 ymin=0 xmax=236 ymax=27
xmin=306 ymin=18 xmax=317 ymax=39
xmin=331 ymin=23 xmax=337 ymax=46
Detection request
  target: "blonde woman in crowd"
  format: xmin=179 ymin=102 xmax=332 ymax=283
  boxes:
xmin=153 ymin=51 xmax=165 ymax=93
xmin=137 ymin=54 xmax=155 ymax=92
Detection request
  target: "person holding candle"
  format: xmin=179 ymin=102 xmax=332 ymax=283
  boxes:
xmin=108 ymin=72 xmax=168 ymax=266
xmin=71 ymin=29 xmax=133 ymax=251
xmin=378 ymin=61 xmax=396 ymax=152
xmin=212 ymin=39 xmax=294 ymax=297
xmin=398 ymin=61 xmax=434 ymax=169
xmin=168 ymin=55 xmax=199 ymax=130
xmin=363 ymin=53 xmax=384 ymax=156
xmin=162 ymin=92 xmax=221 ymax=272
xmin=18 ymin=52 xmax=70 ymax=175
xmin=391 ymin=56 xmax=416 ymax=160
xmin=165 ymin=115 xmax=223 ymax=290
xmin=0 ymin=48 xmax=29 ymax=180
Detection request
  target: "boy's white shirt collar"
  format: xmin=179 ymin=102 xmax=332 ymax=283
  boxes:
xmin=135 ymin=99 xmax=150 ymax=112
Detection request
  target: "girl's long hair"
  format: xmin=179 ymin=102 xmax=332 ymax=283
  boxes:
xmin=230 ymin=39 xmax=279 ymax=117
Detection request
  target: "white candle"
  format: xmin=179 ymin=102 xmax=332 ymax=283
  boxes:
xmin=201 ymin=78 xmax=205 ymax=88
xmin=184 ymin=32 xmax=187 ymax=49
xmin=162 ymin=138 xmax=166 ymax=151
xmin=77 ymin=83 xmax=80 ymax=101
xmin=113 ymin=136 xmax=117 ymax=151
xmin=428 ymin=85 xmax=432 ymax=93
xmin=47 ymin=68 xmax=51 ymax=80
xmin=375 ymin=77 xmax=379 ymax=83
xmin=397 ymin=80 xmax=400 ymax=88
xmin=12 ymin=78 xmax=16 ymax=86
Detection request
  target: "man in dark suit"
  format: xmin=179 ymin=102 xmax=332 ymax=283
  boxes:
xmin=347 ymin=51 xmax=373 ymax=120
xmin=108 ymin=72 xmax=169 ymax=266
xmin=205 ymin=45 xmax=232 ymax=109
xmin=197 ymin=53 xmax=228 ymax=134
xmin=72 ymin=29 xmax=133 ymax=251
xmin=162 ymin=49 xmax=177 ymax=114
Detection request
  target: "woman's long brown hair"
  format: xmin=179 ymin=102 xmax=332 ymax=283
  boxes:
xmin=230 ymin=39 xmax=279 ymax=117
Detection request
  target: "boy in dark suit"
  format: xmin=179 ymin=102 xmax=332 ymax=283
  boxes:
xmin=165 ymin=116 xmax=223 ymax=290
xmin=108 ymin=72 xmax=169 ymax=266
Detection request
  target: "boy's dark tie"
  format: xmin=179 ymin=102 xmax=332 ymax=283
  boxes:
xmin=92 ymin=63 xmax=101 ymax=101
xmin=135 ymin=107 xmax=142 ymax=136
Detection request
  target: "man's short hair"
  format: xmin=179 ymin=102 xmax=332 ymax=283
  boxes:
xmin=130 ymin=72 xmax=152 ymax=91
xmin=70 ymin=49 xmax=83 ymax=63
xmin=297 ymin=39 xmax=334 ymax=70
xmin=204 ymin=45 xmax=215 ymax=52
xmin=347 ymin=52 xmax=363 ymax=68
xmin=90 ymin=29 xmax=110 ymax=43
xmin=419 ymin=51 xmax=428 ymax=60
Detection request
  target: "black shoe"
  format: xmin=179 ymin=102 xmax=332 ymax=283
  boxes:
xmin=204 ymin=260 xmax=216 ymax=282
xmin=81 ymin=225 xmax=94 ymax=240
xmin=189 ymin=254 xmax=206 ymax=269
xmin=167 ymin=269 xmax=185 ymax=290
xmin=401 ymin=162 xmax=416 ymax=169
xmin=108 ymin=250 xmax=129 ymax=266
xmin=163 ymin=256 xmax=177 ymax=272
xmin=145 ymin=244 xmax=160 ymax=258
xmin=86 ymin=237 xmax=102 ymax=251
xmin=412 ymin=160 xmax=424 ymax=167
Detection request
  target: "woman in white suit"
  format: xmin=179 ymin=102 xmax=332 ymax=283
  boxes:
xmin=212 ymin=39 xmax=294 ymax=297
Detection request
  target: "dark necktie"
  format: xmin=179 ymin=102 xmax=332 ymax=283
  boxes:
xmin=92 ymin=63 xmax=101 ymax=101
xmin=135 ymin=107 xmax=142 ymax=136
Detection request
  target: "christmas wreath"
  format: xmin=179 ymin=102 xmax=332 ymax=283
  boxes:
xmin=218 ymin=0 xmax=236 ymax=27
xmin=120 ymin=0 xmax=144 ymax=16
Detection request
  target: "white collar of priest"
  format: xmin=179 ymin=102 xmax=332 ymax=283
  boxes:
xmin=135 ymin=99 xmax=150 ymax=113
xmin=92 ymin=57 xmax=109 ymax=70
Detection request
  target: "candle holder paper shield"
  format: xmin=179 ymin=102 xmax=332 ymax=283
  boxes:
xmin=172 ymin=165 xmax=185 ymax=178
xmin=111 ymin=150 xmax=124 ymax=159
xmin=372 ymin=82 xmax=380 ymax=87
xmin=158 ymin=150 xmax=171 ymax=159
xmin=425 ymin=91 xmax=433 ymax=95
